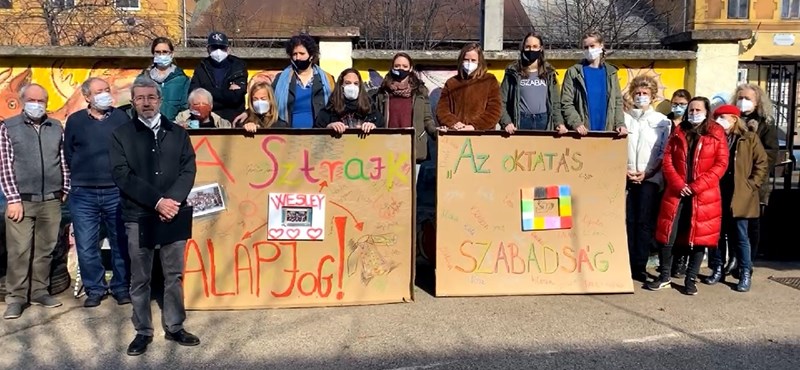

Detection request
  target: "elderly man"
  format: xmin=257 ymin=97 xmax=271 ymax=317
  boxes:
xmin=0 ymin=84 xmax=70 ymax=320
xmin=64 ymin=77 xmax=131 ymax=308
xmin=174 ymin=88 xmax=232 ymax=129
xmin=109 ymin=76 xmax=199 ymax=356
xmin=189 ymin=32 xmax=247 ymax=122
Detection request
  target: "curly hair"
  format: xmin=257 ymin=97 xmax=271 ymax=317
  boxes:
xmin=628 ymin=75 xmax=659 ymax=100
xmin=731 ymin=83 xmax=774 ymax=120
xmin=285 ymin=34 xmax=319 ymax=61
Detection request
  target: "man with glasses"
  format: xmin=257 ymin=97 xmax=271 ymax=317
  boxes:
xmin=188 ymin=31 xmax=248 ymax=122
xmin=64 ymin=77 xmax=131 ymax=308
xmin=109 ymin=76 xmax=199 ymax=356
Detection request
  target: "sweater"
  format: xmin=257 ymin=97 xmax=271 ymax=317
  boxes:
xmin=64 ymin=108 xmax=129 ymax=187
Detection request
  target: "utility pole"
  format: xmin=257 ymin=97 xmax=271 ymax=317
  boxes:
xmin=480 ymin=0 xmax=504 ymax=51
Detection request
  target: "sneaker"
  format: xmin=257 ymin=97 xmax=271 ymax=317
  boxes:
xmin=684 ymin=279 xmax=698 ymax=296
xmin=3 ymin=303 xmax=24 ymax=319
xmin=30 ymin=295 xmax=63 ymax=308
xmin=645 ymin=278 xmax=671 ymax=291
xmin=84 ymin=294 xmax=106 ymax=308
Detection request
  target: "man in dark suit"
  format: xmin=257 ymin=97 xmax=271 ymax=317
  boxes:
xmin=109 ymin=76 xmax=199 ymax=356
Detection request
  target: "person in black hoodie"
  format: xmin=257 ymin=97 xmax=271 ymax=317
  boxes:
xmin=110 ymin=76 xmax=199 ymax=356
xmin=314 ymin=68 xmax=384 ymax=133
xmin=188 ymin=32 xmax=247 ymax=122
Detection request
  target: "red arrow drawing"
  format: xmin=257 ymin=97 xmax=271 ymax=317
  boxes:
xmin=241 ymin=222 xmax=268 ymax=240
xmin=329 ymin=200 xmax=364 ymax=231
xmin=318 ymin=180 xmax=328 ymax=192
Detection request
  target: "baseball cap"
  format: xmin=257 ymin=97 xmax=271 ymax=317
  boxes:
xmin=207 ymin=32 xmax=229 ymax=47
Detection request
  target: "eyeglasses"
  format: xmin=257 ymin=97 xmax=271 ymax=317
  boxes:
xmin=153 ymin=50 xmax=172 ymax=55
xmin=133 ymin=95 xmax=161 ymax=103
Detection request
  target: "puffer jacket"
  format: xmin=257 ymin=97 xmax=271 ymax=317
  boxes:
xmin=655 ymin=121 xmax=728 ymax=247
xmin=625 ymin=107 xmax=671 ymax=187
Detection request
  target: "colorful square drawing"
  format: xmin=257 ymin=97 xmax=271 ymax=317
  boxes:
xmin=520 ymin=185 xmax=573 ymax=231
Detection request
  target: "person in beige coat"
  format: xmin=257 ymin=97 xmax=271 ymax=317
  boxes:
xmin=175 ymin=88 xmax=232 ymax=129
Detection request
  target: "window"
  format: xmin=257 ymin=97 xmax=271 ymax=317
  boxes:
xmin=115 ymin=0 xmax=140 ymax=9
xmin=728 ymin=0 xmax=749 ymax=19
xmin=0 ymin=0 xmax=10 ymax=10
xmin=783 ymin=0 xmax=800 ymax=19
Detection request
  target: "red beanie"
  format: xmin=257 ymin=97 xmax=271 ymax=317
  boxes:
xmin=713 ymin=104 xmax=740 ymax=118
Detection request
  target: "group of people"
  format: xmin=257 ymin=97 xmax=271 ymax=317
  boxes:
xmin=0 ymin=28 xmax=780 ymax=356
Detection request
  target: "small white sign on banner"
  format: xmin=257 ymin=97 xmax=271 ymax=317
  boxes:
xmin=267 ymin=193 xmax=326 ymax=241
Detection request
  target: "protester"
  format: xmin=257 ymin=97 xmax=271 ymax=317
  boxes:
xmin=188 ymin=32 xmax=247 ymax=122
xmin=110 ymin=76 xmax=199 ymax=355
xmin=561 ymin=31 xmax=627 ymax=136
xmin=142 ymin=37 xmax=190 ymax=121
xmin=436 ymin=43 xmax=502 ymax=131
xmin=647 ymin=97 xmax=728 ymax=295
xmin=0 ymin=84 xmax=70 ymax=319
xmin=373 ymin=52 xmax=437 ymax=170
xmin=64 ymin=77 xmax=131 ymax=308
xmin=268 ymin=34 xmax=335 ymax=128
xmin=314 ymin=68 xmax=383 ymax=133
xmin=241 ymin=82 xmax=289 ymax=132
xmin=703 ymin=104 xmax=767 ymax=292
xmin=623 ymin=75 xmax=671 ymax=282
xmin=175 ymin=88 xmax=232 ymax=129
xmin=731 ymin=83 xmax=778 ymax=265
xmin=668 ymin=89 xmax=692 ymax=133
xmin=500 ymin=32 xmax=566 ymax=133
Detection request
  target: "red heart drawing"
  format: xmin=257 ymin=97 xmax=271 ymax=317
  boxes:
xmin=286 ymin=228 xmax=301 ymax=239
xmin=306 ymin=228 xmax=323 ymax=240
xmin=268 ymin=228 xmax=284 ymax=240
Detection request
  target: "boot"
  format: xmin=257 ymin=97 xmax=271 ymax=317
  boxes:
xmin=702 ymin=266 xmax=724 ymax=285
xmin=683 ymin=248 xmax=703 ymax=296
xmin=646 ymin=254 xmax=672 ymax=291
xmin=672 ymin=255 xmax=688 ymax=278
xmin=736 ymin=268 xmax=752 ymax=292
xmin=724 ymin=256 xmax=738 ymax=277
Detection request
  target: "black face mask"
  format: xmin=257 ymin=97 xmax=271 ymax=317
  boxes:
xmin=291 ymin=58 xmax=312 ymax=71
xmin=521 ymin=50 xmax=542 ymax=66
xmin=391 ymin=68 xmax=411 ymax=80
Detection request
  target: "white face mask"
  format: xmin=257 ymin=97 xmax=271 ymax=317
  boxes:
xmin=343 ymin=84 xmax=360 ymax=100
xmin=736 ymin=98 xmax=754 ymax=113
xmin=584 ymin=47 xmax=603 ymax=61
xmin=688 ymin=113 xmax=706 ymax=124
xmin=716 ymin=116 xmax=732 ymax=130
xmin=23 ymin=102 xmax=46 ymax=119
xmin=252 ymin=100 xmax=270 ymax=114
xmin=209 ymin=49 xmax=228 ymax=63
xmin=462 ymin=61 xmax=478 ymax=75
xmin=634 ymin=95 xmax=651 ymax=108
xmin=92 ymin=92 xmax=113 ymax=111
xmin=154 ymin=54 xmax=173 ymax=67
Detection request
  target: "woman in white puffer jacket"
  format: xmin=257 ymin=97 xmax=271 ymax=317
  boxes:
xmin=625 ymin=75 xmax=671 ymax=282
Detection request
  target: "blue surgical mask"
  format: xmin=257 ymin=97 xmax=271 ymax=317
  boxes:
xmin=671 ymin=104 xmax=687 ymax=116
xmin=23 ymin=102 xmax=46 ymax=119
xmin=154 ymin=54 xmax=173 ymax=67
xmin=92 ymin=92 xmax=113 ymax=111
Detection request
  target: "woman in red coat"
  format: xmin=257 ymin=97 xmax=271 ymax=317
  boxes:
xmin=646 ymin=97 xmax=728 ymax=295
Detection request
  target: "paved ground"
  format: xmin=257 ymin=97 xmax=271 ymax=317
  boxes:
xmin=1 ymin=261 xmax=799 ymax=370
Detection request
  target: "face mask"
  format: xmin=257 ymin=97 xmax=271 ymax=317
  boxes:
xmin=291 ymin=58 xmax=312 ymax=72
xmin=343 ymin=84 xmax=360 ymax=100
xmin=736 ymin=98 xmax=754 ymax=113
xmin=634 ymin=95 xmax=651 ymax=107
xmin=209 ymin=49 xmax=228 ymax=63
xmin=521 ymin=50 xmax=541 ymax=66
xmin=584 ymin=47 xmax=603 ymax=61
xmin=190 ymin=104 xmax=212 ymax=120
xmin=716 ymin=116 xmax=732 ymax=130
xmin=671 ymin=104 xmax=687 ymax=116
xmin=462 ymin=61 xmax=478 ymax=75
xmin=154 ymin=54 xmax=173 ymax=67
xmin=92 ymin=92 xmax=113 ymax=111
xmin=23 ymin=102 xmax=46 ymax=119
xmin=391 ymin=68 xmax=410 ymax=80
xmin=252 ymin=100 xmax=270 ymax=114
xmin=688 ymin=113 xmax=706 ymax=125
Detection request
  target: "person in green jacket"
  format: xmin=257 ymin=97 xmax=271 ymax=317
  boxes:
xmin=561 ymin=31 xmax=627 ymax=137
xmin=500 ymin=32 xmax=566 ymax=134
xmin=140 ymin=37 xmax=190 ymax=122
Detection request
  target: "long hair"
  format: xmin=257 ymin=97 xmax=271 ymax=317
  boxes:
xmin=380 ymin=52 xmax=425 ymax=94
xmin=582 ymin=31 xmax=606 ymax=62
xmin=457 ymin=43 xmax=488 ymax=79
xmin=515 ymin=32 xmax=548 ymax=78
xmin=731 ymin=83 xmax=774 ymax=120
xmin=246 ymin=82 xmax=278 ymax=128
xmin=681 ymin=96 xmax=714 ymax=135
xmin=330 ymin=68 xmax=371 ymax=116
xmin=729 ymin=115 xmax=748 ymax=136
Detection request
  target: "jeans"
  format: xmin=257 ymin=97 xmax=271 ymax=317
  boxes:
xmin=747 ymin=204 xmax=764 ymax=259
xmin=626 ymin=181 xmax=660 ymax=272
xmin=710 ymin=216 xmax=752 ymax=271
xmin=126 ymin=222 xmax=186 ymax=336
xmin=518 ymin=112 xmax=548 ymax=130
xmin=69 ymin=186 xmax=129 ymax=298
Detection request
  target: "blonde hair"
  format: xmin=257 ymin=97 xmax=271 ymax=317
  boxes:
xmin=731 ymin=83 xmax=773 ymax=119
xmin=457 ymin=43 xmax=488 ymax=79
xmin=729 ymin=115 xmax=748 ymax=136
xmin=246 ymin=82 xmax=278 ymax=127
xmin=628 ymin=75 xmax=659 ymax=100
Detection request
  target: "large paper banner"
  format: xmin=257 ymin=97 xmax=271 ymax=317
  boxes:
xmin=436 ymin=132 xmax=633 ymax=296
xmin=186 ymin=130 xmax=415 ymax=309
